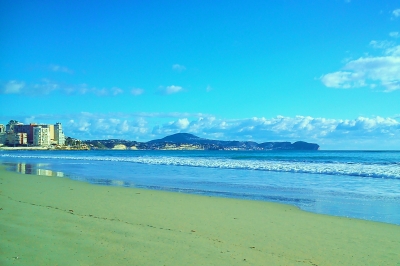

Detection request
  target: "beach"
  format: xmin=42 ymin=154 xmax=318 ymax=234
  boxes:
xmin=1 ymin=166 xmax=399 ymax=265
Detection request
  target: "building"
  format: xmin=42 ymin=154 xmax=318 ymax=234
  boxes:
xmin=8 ymin=132 xmax=28 ymax=145
xmin=0 ymin=132 xmax=28 ymax=146
xmin=0 ymin=132 xmax=6 ymax=145
xmin=6 ymin=120 xmax=23 ymax=132
xmin=12 ymin=123 xmax=36 ymax=143
xmin=0 ymin=124 xmax=5 ymax=133
xmin=0 ymin=131 xmax=28 ymax=146
xmin=33 ymin=126 xmax=51 ymax=146
xmin=2 ymin=120 xmax=66 ymax=146
xmin=54 ymin=123 xmax=65 ymax=145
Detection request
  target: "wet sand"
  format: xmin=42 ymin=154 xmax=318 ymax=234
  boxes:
xmin=1 ymin=166 xmax=399 ymax=265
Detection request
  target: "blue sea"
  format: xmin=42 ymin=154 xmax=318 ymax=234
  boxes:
xmin=1 ymin=150 xmax=399 ymax=225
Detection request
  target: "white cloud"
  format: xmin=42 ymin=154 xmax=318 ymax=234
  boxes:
xmin=1 ymin=79 xmax=60 ymax=95
xmin=176 ymin=118 xmax=190 ymax=129
xmin=369 ymin=40 xmax=394 ymax=49
xmin=1 ymin=79 xmax=127 ymax=96
xmin=1 ymin=80 xmax=25 ymax=94
xmin=384 ymin=45 xmax=400 ymax=56
xmin=321 ymin=40 xmax=400 ymax=91
xmin=161 ymin=85 xmax=183 ymax=94
xmin=66 ymin=114 xmax=150 ymax=139
xmin=389 ymin=32 xmax=399 ymax=38
xmin=32 ymin=79 xmax=61 ymax=94
xmin=131 ymin=88 xmax=144 ymax=96
xmin=49 ymin=64 xmax=73 ymax=74
xmin=172 ymin=64 xmax=186 ymax=72
xmin=320 ymin=71 xmax=365 ymax=88
xmin=152 ymin=118 xmax=190 ymax=135
xmin=111 ymin=87 xmax=123 ymax=96
xmin=68 ymin=119 xmax=91 ymax=132
xmin=393 ymin=9 xmax=400 ymax=17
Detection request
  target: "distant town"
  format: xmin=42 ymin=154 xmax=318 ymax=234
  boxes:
xmin=0 ymin=120 xmax=88 ymax=150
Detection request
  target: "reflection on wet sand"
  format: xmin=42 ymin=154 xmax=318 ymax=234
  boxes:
xmin=6 ymin=162 xmax=65 ymax=177
xmin=86 ymin=178 xmax=134 ymax=187
xmin=4 ymin=162 xmax=135 ymax=188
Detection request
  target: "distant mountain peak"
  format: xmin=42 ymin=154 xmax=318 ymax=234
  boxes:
xmin=154 ymin=133 xmax=201 ymax=143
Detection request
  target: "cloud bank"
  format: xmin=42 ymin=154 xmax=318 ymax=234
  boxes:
xmin=321 ymin=11 xmax=400 ymax=92
xmin=320 ymin=44 xmax=400 ymax=91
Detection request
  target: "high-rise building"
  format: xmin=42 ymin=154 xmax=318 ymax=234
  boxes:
xmin=44 ymin=124 xmax=55 ymax=142
xmin=33 ymin=126 xmax=51 ymax=146
xmin=54 ymin=122 xmax=65 ymax=145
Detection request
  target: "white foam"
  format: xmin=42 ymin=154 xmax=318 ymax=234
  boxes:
xmin=1 ymin=154 xmax=399 ymax=179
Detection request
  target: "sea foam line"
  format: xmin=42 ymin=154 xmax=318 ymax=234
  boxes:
xmin=1 ymin=154 xmax=400 ymax=179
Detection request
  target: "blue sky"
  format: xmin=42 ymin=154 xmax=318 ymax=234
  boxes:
xmin=1 ymin=0 xmax=400 ymax=149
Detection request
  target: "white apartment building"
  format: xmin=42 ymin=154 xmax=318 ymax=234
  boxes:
xmin=54 ymin=122 xmax=65 ymax=145
xmin=33 ymin=126 xmax=51 ymax=146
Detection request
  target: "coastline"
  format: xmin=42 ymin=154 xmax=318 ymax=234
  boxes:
xmin=1 ymin=166 xmax=399 ymax=265
xmin=0 ymin=146 xmax=51 ymax=151
xmin=0 ymin=146 xmax=89 ymax=151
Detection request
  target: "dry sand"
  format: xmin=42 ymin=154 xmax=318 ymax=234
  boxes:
xmin=0 ymin=166 xmax=399 ymax=265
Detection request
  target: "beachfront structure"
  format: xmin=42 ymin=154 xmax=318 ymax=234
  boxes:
xmin=0 ymin=132 xmax=28 ymax=146
xmin=54 ymin=122 xmax=65 ymax=145
xmin=10 ymin=132 xmax=28 ymax=145
xmin=9 ymin=123 xmax=35 ymax=143
xmin=0 ymin=124 xmax=5 ymax=133
xmin=6 ymin=120 xmax=23 ymax=132
xmin=33 ymin=126 xmax=51 ymax=146
xmin=1 ymin=120 xmax=66 ymax=146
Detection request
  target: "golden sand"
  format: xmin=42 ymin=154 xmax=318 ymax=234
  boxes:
xmin=0 ymin=166 xmax=399 ymax=265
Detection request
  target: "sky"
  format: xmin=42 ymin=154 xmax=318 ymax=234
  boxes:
xmin=1 ymin=0 xmax=400 ymax=150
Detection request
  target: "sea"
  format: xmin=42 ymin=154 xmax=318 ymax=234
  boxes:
xmin=1 ymin=149 xmax=399 ymax=225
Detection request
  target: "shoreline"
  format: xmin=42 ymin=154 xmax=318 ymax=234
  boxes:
xmin=0 ymin=146 xmax=89 ymax=151
xmin=0 ymin=146 xmax=51 ymax=150
xmin=1 ymin=166 xmax=399 ymax=265
xmin=1 ymin=152 xmax=399 ymax=226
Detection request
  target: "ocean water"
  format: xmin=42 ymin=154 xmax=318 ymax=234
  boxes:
xmin=1 ymin=150 xmax=399 ymax=225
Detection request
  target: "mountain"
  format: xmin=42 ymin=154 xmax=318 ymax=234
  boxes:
xmin=146 ymin=133 xmax=319 ymax=150
xmin=84 ymin=133 xmax=320 ymax=150
xmin=147 ymin=133 xmax=204 ymax=144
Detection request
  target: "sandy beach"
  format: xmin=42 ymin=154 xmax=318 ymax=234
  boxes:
xmin=0 ymin=166 xmax=399 ymax=265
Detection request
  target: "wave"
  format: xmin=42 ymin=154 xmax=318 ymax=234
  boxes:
xmin=1 ymin=154 xmax=400 ymax=179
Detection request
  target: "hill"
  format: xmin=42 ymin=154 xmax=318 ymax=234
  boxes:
xmin=84 ymin=133 xmax=319 ymax=150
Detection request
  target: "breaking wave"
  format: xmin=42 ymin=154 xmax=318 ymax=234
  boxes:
xmin=1 ymin=153 xmax=399 ymax=179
